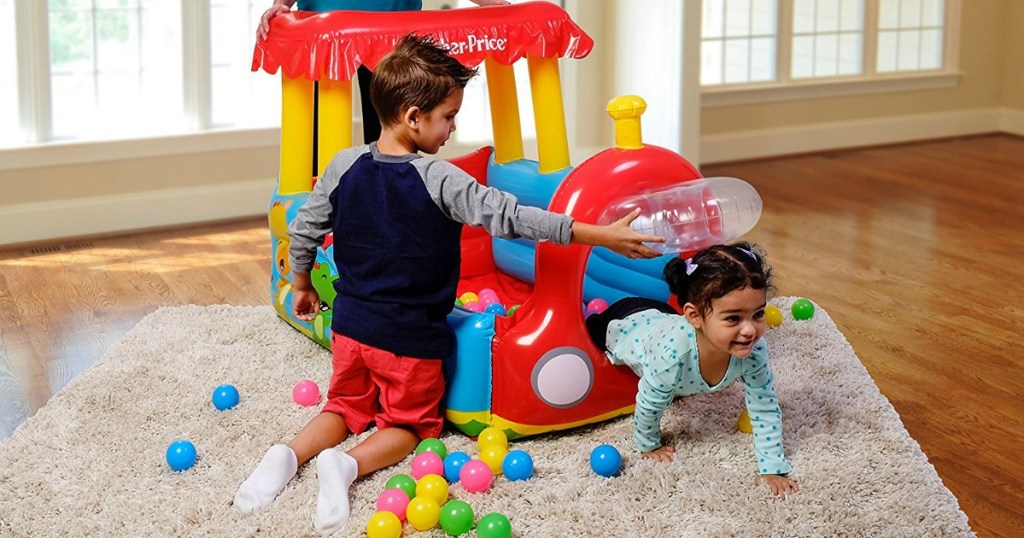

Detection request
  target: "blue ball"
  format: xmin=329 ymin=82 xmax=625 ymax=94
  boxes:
xmin=212 ymin=384 xmax=240 ymax=411
xmin=443 ymin=451 xmax=471 ymax=483
xmin=502 ymin=449 xmax=534 ymax=481
xmin=484 ymin=303 xmax=507 ymax=316
xmin=166 ymin=440 xmax=197 ymax=472
xmin=590 ymin=444 xmax=622 ymax=477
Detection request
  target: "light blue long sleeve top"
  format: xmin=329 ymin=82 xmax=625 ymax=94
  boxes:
xmin=605 ymin=309 xmax=792 ymax=475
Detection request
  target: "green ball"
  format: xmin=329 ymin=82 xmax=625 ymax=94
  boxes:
xmin=477 ymin=512 xmax=512 ymax=538
xmin=415 ymin=437 xmax=448 ymax=460
xmin=507 ymin=304 xmax=521 ymax=316
xmin=791 ymin=298 xmax=815 ymax=321
xmin=384 ymin=473 xmax=417 ymax=501
xmin=439 ymin=499 xmax=474 ymax=536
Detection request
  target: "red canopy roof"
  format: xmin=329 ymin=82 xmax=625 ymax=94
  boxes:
xmin=251 ymin=1 xmax=593 ymax=82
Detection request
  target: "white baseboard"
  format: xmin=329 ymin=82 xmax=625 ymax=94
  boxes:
xmin=999 ymin=107 xmax=1024 ymax=135
xmin=700 ymin=107 xmax=1012 ymax=165
xmin=0 ymin=178 xmax=275 ymax=247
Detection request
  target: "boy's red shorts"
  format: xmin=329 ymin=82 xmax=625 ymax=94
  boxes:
xmin=322 ymin=333 xmax=445 ymax=440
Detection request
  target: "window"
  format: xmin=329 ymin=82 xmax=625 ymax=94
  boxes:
xmin=3 ymin=0 xmax=279 ymax=149
xmin=444 ymin=0 xmax=541 ymax=146
xmin=701 ymin=0 xmax=953 ymax=88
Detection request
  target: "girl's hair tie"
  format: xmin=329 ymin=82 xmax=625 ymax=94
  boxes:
xmin=685 ymin=258 xmax=699 ymax=275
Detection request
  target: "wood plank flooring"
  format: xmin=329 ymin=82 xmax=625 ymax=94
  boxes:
xmin=1 ymin=134 xmax=1021 ymax=536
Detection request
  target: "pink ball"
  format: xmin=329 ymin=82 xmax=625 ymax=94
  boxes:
xmin=292 ymin=379 xmax=320 ymax=407
xmin=458 ymin=459 xmax=493 ymax=493
xmin=411 ymin=452 xmax=445 ymax=480
xmin=376 ymin=488 xmax=410 ymax=521
xmin=464 ymin=301 xmax=486 ymax=313
xmin=586 ymin=298 xmax=609 ymax=314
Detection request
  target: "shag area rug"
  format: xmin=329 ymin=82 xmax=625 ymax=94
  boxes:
xmin=0 ymin=301 xmax=973 ymax=537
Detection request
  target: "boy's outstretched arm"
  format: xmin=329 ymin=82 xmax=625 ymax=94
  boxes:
xmin=570 ymin=208 xmax=664 ymax=259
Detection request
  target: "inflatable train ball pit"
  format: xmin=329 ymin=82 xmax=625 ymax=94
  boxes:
xmin=254 ymin=2 xmax=762 ymax=439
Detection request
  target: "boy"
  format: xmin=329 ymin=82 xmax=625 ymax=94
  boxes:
xmin=233 ymin=34 xmax=663 ymax=534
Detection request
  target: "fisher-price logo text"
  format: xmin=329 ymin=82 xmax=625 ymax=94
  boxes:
xmin=438 ymin=34 xmax=508 ymax=55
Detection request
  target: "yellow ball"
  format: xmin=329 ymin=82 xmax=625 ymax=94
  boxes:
xmin=459 ymin=292 xmax=479 ymax=305
xmin=736 ymin=409 xmax=753 ymax=434
xmin=366 ymin=510 xmax=402 ymax=538
xmin=416 ymin=473 xmax=449 ymax=505
xmin=479 ymin=445 xmax=507 ymax=475
xmin=406 ymin=496 xmax=441 ymax=531
xmin=764 ymin=305 xmax=783 ymax=328
xmin=477 ymin=427 xmax=508 ymax=451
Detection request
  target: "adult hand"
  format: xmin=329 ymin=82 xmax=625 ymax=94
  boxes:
xmin=257 ymin=3 xmax=292 ymax=41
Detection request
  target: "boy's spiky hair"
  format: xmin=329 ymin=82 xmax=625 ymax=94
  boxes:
xmin=370 ymin=33 xmax=478 ymax=127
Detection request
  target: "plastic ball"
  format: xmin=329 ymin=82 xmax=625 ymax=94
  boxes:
xmin=477 ymin=512 xmax=513 ymax=538
xmin=478 ymin=288 xmax=500 ymax=305
xmin=411 ymin=451 xmax=445 ymax=480
xmin=384 ymin=473 xmax=417 ymax=501
xmin=406 ymin=495 xmax=441 ymax=531
xmin=477 ymin=427 xmax=508 ymax=451
xmin=366 ymin=510 xmax=402 ymax=538
xmin=484 ymin=302 xmax=507 ymax=316
xmin=416 ymin=437 xmax=448 ymax=460
xmin=439 ymin=499 xmax=475 ymax=536
xmin=458 ymin=292 xmax=479 ymax=305
xmin=375 ymin=488 xmax=410 ymax=521
xmin=502 ymin=449 xmax=534 ymax=481
xmin=458 ymin=459 xmax=494 ymax=493
xmin=791 ymin=298 xmax=815 ymax=320
xmin=764 ymin=305 xmax=783 ymax=328
xmin=166 ymin=439 xmax=197 ymax=472
xmin=211 ymin=384 xmax=239 ymax=411
xmin=464 ymin=301 xmax=486 ymax=313
xmin=590 ymin=444 xmax=622 ymax=477
xmin=292 ymin=379 xmax=320 ymax=407
xmin=507 ymin=304 xmax=521 ymax=316
xmin=586 ymin=298 xmax=609 ymax=314
xmin=415 ymin=473 xmax=449 ymax=505
xmin=443 ymin=451 xmax=471 ymax=483
xmin=737 ymin=408 xmax=753 ymax=434
xmin=479 ymin=444 xmax=507 ymax=475
xmin=454 ymin=298 xmax=464 ymax=307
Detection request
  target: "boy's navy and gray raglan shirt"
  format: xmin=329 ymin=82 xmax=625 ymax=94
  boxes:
xmin=288 ymin=144 xmax=574 ymax=359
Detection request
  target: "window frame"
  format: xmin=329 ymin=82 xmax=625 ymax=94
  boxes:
xmin=2 ymin=0 xmax=279 ymax=171
xmin=701 ymin=0 xmax=962 ymax=108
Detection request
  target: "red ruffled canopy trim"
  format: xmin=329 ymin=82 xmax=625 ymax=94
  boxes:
xmin=251 ymin=1 xmax=593 ymax=81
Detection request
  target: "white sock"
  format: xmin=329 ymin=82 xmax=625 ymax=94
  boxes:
xmin=313 ymin=449 xmax=359 ymax=536
xmin=233 ymin=444 xmax=298 ymax=514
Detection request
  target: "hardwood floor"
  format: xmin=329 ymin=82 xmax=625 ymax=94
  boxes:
xmin=1 ymin=134 xmax=1021 ymax=536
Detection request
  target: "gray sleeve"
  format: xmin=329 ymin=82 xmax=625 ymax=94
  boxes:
xmin=414 ymin=159 xmax=574 ymax=245
xmin=287 ymin=146 xmax=369 ymax=274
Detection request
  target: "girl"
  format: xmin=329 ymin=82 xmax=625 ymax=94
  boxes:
xmin=586 ymin=242 xmax=800 ymax=497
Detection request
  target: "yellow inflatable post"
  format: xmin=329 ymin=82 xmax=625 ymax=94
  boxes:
xmin=317 ymin=78 xmax=353 ymax=177
xmin=484 ymin=58 xmax=524 ymax=164
xmin=606 ymin=95 xmax=646 ymax=150
xmin=526 ymin=54 xmax=570 ymax=173
xmin=279 ymin=75 xmax=315 ymax=195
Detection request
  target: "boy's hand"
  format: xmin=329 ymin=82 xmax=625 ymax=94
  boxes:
xmin=755 ymin=474 xmax=800 ymax=498
xmin=291 ymin=271 xmax=320 ymax=321
xmin=571 ymin=208 xmax=664 ymax=259
xmin=641 ymin=445 xmax=675 ymax=462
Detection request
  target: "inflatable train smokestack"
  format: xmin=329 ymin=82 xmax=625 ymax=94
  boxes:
xmin=253 ymin=2 xmax=762 ymax=439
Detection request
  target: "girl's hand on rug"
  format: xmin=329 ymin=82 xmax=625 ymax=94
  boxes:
xmin=641 ymin=445 xmax=675 ymax=462
xmin=755 ymin=474 xmax=800 ymax=498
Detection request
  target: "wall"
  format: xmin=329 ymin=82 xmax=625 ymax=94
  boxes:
xmin=700 ymin=0 xmax=1022 ymax=164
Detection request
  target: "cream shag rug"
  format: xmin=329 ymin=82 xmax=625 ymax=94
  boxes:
xmin=0 ymin=301 xmax=973 ymax=537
